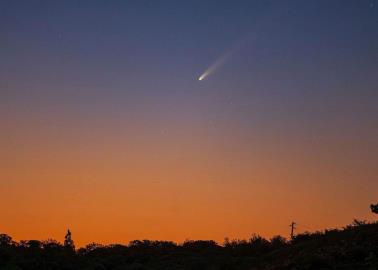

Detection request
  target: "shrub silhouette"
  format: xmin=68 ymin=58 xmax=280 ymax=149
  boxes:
xmin=0 ymin=234 xmax=13 ymax=246
xmin=270 ymin=235 xmax=287 ymax=249
xmin=371 ymin=203 xmax=378 ymax=214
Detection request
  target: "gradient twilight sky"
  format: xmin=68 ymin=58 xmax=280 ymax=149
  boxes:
xmin=1 ymin=0 xmax=378 ymax=246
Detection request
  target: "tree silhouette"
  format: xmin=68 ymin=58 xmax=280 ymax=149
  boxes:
xmin=0 ymin=234 xmax=13 ymax=246
xmin=371 ymin=203 xmax=378 ymax=214
xmin=64 ymin=229 xmax=75 ymax=250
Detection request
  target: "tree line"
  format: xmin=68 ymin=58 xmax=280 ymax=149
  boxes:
xmin=0 ymin=204 xmax=377 ymax=269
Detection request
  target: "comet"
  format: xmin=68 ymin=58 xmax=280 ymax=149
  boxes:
xmin=198 ymin=49 xmax=234 ymax=81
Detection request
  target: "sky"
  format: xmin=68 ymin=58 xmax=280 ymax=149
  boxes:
xmin=1 ymin=0 xmax=378 ymax=247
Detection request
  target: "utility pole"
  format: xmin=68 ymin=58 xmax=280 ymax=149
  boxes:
xmin=290 ymin=222 xmax=296 ymax=240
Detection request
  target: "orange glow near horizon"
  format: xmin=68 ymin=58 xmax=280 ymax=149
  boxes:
xmin=1 ymin=110 xmax=377 ymax=247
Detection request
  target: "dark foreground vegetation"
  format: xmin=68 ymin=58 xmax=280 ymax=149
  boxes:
xmin=1 ymin=204 xmax=377 ymax=270
xmin=1 ymin=221 xmax=377 ymax=270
